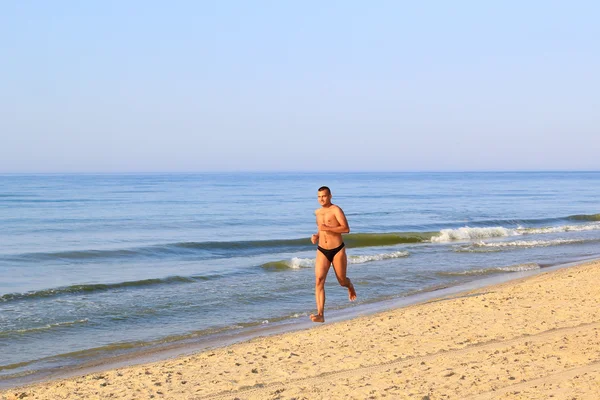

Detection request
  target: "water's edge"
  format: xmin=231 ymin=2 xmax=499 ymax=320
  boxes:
xmin=2 ymin=255 xmax=596 ymax=391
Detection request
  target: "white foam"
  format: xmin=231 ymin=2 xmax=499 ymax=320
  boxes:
xmin=473 ymin=239 xmax=583 ymax=248
xmin=285 ymin=251 xmax=409 ymax=268
xmin=349 ymin=251 xmax=409 ymax=264
xmin=496 ymin=263 xmax=541 ymax=272
xmin=443 ymin=263 xmax=540 ymax=276
xmin=431 ymin=226 xmax=518 ymax=242
xmin=521 ymin=222 xmax=600 ymax=234
xmin=432 ymin=222 xmax=600 ymax=243
xmin=287 ymin=257 xmax=314 ymax=269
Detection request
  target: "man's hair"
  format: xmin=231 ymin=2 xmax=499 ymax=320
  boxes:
xmin=318 ymin=186 xmax=331 ymax=195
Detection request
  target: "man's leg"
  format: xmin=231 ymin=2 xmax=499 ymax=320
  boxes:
xmin=332 ymin=248 xmax=357 ymax=301
xmin=311 ymin=251 xmax=330 ymax=323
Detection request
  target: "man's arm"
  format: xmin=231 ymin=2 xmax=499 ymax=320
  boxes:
xmin=311 ymin=212 xmax=320 ymax=244
xmin=319 ymin=207 xmax=350 ymax=234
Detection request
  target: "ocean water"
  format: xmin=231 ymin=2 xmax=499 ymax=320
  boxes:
xmin=1 ymin=172 xmax=600 ymax=383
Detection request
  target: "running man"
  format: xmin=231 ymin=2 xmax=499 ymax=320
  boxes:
xmin=310 ymin=186 xmax=356 ymax=323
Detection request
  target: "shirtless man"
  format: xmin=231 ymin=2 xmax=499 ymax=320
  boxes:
xmin=310 ymin=186 xmax=356 ymax=323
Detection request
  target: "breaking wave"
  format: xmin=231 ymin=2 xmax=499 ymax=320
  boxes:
xmin=431 ymin=227 xmax=518 ymax=242
xmin=431 ymin=221 xmax=600 ymax=243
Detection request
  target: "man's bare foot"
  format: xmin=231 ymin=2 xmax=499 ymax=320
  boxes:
xmin=348 ymin=279 xmax=357 ymax=301
xmin=310 ymin=314 xmax=325 ymax=323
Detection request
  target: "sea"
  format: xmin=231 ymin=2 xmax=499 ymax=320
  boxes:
xmin=1 ymin=172 xmax=600 ymax=386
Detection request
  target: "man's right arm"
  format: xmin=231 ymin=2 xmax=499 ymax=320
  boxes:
xmin=311 ymin=211 xmax=319 ymax=244
xmin=311 ymin=233 xmax=319 ymax=244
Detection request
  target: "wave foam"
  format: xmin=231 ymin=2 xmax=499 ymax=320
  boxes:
xmin=454 ymin=238 xmax=585 ymax=252
xmin=431 ymin=227 xmax=518 ymax=243
xmin=474 ymin=239 xmax=584 ymax=248
xmin=521 ymin=223 xmax=600 ymax=234
xmin=439 ymin=263 xmax=540 ymax=276
xmin=432 ymin=222 xmax=600 ymax=244
xmin=288 ymin=257 xmax=314 ymax=269
xmin=261 ymin=250 xmax=410 ymax=270
xmin=349 ymin=251 xmax=409 ymax=264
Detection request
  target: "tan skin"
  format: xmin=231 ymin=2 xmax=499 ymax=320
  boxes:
xmin=310 ymin=189 xmax=356 ymax=323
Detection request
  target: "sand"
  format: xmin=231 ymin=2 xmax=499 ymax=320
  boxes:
xmin=3 ymin=260 xmax=600 ymax=399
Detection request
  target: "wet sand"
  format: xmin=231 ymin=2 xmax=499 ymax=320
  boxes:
xmin=3 ymin=260 xmax=600 ymax=399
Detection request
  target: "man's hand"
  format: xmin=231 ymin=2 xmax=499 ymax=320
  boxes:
xmin=311 ymin=234 xmax=319 ymax=244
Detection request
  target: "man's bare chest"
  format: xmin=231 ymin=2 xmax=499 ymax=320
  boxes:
xmin=317 ymin=210 xmax=339 ymax=226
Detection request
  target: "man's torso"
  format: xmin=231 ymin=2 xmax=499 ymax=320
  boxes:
xmin=316 ymin=206 xmax=344 ymax=249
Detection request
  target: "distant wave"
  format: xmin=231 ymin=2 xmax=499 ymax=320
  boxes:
xmin=0 ymin=319 xmax=89 ymax=338
xmin=438 ymin=262 xmax=541 ymax=276
xmin=260 ymin=250 xmax=410 ymax=271
xmin=568 ymin=213 xmax=600 ymax=221
xmin=11 ymin=248 xmax=144 ymax=261
xmin=4 ymin=239 xmax=315 ymax=262
xmin=0 ymin=194 xmax=37 ymax=198
xmin=344 ymin=233 xmax=432 ymax=247
xmin=2 ymin=233 xmax=428 ymax=263
xmin=3 ymin=213 xmax=599 ymax=262
xmin=171 ymin=238 xmax=310 ymax=250
xmin=175 ymin=232 xmax=428 ymax=252
xmin=0 ymin=199 xmax=96 ymax=203
xmin=0 ymin=275 xmax=218 ymax=303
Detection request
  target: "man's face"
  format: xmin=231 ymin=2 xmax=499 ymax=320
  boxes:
xmin=317 ymin=190 xmax=331 ymax=206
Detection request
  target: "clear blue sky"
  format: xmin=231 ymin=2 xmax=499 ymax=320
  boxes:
xmin=1 ymin=1 xmax=598 ymax=172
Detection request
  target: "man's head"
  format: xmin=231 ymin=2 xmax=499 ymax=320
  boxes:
xmin=317 ymin=186 xmax=332 ymax=206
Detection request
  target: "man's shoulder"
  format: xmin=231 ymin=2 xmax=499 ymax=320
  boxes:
xmin=316 ymin=205 xmax=344 ymax=214
xmin=331 ymin=204 xmax=344 ymax=213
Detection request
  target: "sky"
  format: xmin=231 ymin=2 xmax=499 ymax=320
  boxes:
xmin=1 ymin=1 xmax=599 ymax=173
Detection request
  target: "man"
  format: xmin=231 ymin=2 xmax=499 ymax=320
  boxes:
xmin=310 ymin=186 xmax=356 ymax=323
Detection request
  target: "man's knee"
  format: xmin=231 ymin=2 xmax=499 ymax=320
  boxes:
xmin=315 ymin=275 xmax=327 ymax=286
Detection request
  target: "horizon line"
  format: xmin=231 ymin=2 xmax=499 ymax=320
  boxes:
xmin=1 ymin=169 xmax=599 ymax=175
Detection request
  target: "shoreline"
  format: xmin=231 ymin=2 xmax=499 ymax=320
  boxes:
xmin=0 ymin=257 xmax=583 ymax=390
xmin=3 ymin=257 xmax=600 ymax=398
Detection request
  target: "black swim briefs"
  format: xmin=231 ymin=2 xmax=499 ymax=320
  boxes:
xmin=317 ymin=242 xmax=345 ymax=263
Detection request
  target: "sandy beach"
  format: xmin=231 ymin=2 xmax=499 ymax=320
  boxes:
xmin=3 ymin=260 xmax=600 ymax=399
